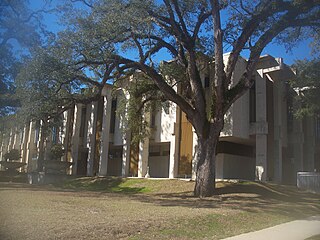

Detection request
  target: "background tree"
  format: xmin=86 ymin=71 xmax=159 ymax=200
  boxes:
xmin=15 ymin=46 xmax=101 ymax=171
xmin=17 ymin=0 xmax=320 ymax=197
xmin=290 ymin=58 xmax=320 ymax=118
xmin=0 ymin=0 xmax=53 ymax=130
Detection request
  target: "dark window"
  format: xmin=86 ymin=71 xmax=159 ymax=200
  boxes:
xmin=249 ymin=82 xmax=256 ymax=123
xmin=287 ymin=84 xmax=294 ymax=133
xmin=34 ymin=121 xmax=40 ymax=143
xmin=34 ymin=128 xmax=39 ymax=143
xmin=151 ymin=108 xmax=156 ymax=128
xmin=110 ymin=99 xmax=117 ymax=134
xmin=204 ymin=76 xmax=210 ymax=88
xmin=52 ymin=127 xmax=57 ymax=144
xmin=316 ymin=116 xmax=320 ymax=140
xmin=79 ymin=107 xmax=87 ymax=137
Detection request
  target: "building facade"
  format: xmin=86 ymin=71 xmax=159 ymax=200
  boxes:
xmin=1 ymin=54 xmax=319 ymax=184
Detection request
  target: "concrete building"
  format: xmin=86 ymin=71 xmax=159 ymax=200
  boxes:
xmin=0 ymin=54 xmax=319 ymax=184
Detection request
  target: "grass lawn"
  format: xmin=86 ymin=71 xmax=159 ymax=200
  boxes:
xmin=0 ymin=177 xmax=319 ymax=240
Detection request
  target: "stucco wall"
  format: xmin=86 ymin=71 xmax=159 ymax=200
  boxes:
xmin=221 ymin=54 xmax=250 ymax=139
xmin=216 ymin=153 xmax=255 ymax=180
xmin=153 ymin=102 xmax=176 ymax=143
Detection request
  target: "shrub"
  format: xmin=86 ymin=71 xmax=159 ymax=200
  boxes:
xmin=50 ymin=144 xmax=65 ymax=160
xmin=3 ymin=149 xmax=21 ymax=161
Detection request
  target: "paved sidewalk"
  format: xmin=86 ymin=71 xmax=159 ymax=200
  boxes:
xmin=223 ymin=216 xmax=320 ymax=240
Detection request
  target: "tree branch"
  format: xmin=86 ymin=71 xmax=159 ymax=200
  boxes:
xmin=171 ymin=0 xmax=189 ymax=36
xmin=211 ymin=0 xmax=225 ymax=119
xmin=225 ymin=1 xmax=292 ymax=87
xmin=193 ymin=11 xmax=212 ymax=41
xmin=224 ymin=2 xmax=318 ymax=114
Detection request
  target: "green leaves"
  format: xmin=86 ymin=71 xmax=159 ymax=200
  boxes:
xmin=290 ymin=59 xmax=320 ymax=118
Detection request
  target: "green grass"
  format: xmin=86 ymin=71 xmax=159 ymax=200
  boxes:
xmin=61 ymin=177 xmax=162 ymax=193
xmin=61 ymin=176 xmax=194 ymax=194
xmin=136 ymin=212 xmax=292 ymax=240
xmin=0 ymin=178 xmax=319 ymax=240
xmin=0 ymin=171 xmax=27 ymax=183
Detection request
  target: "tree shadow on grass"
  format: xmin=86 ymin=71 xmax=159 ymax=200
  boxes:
xmin=0 ymin=177 xmax=147 ymax=195
xmin=0 ymin=179 xmax=319 ymax=218
xmin=122 ymin=181 xmax=320 ymax=218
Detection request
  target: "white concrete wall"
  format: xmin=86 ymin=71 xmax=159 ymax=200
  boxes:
xmin=221 ymin=54 xmax=250 ymax=139
xmin=216 ymin=153 xmax=255 ymax=180
xmin=71 ymin=104 xmax=82 ymax=175
xmin=113 ymin=91 xmax=127 ymax=146
xmin=153 ymin=101 xmax=176 ymax=143
xmin=149 ymin=156 xmax=169 ymax=178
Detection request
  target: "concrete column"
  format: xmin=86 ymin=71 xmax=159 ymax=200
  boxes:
xmin=304 ymin=117 xmax=315 ymax=171
xmin=99 ymin=95 xmax=112 ymax=176
xmin=26 ymin=121 xmax=37 ymax=172
xmin=12 ymin=128 xmax=19 ymax=150
xmin=191 ymin=129 xmax=198 ymax=180
xmin=273 ymin=79 xmax=283 ymax=183
xmin=86 ymin=102 xmax=98 ymax=176
xmin=0 ymin=133 xmax=5 ymax=161
xmin=273 ymin=139 xmax=282 ymax=182
xmin=256 ymin=134 xmax=268 ymax=181
xmin=122 ymin=131 xmax=131 ymax=177
xmin=63 ymin=109 xmax=72 ymax=164
xmin=290 ymin=117 xmax=304 ymax=184
xmin=36 ymin=121 xmax=44 ymax=156
xmin=0 ymin=133 xmax=5 ymax=170
xmin=255 ymin=71 xmax=268 ymax=181
xmin=21 ymin=125 xmax=28 ymax=163
xmin=293 ymin=119 xmax=304 ymax=174
xmin=7 ymin=129 xmax=13 ymax=152
xmin=137 ymin=111 xmax=150 ymax=178
xmin=169 ymin=106 xmax=180 ymax=178
xmin=169 ymin=133 xmax=177 ymax=178
xmin=12 ymin=128 xmax=23 ymax=162
xmin=71 ymin=104 xmax=83 ymax=175
xmin=61 ymin=111 xmax=68 ymax=145
xmin=138 ymin=137 xmax=149 ymax=178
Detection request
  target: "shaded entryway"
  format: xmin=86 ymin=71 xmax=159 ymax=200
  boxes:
xmin=148 ymin=142 xmax=170 ymax=178
xmin=107 ymin=144 xmax=122 ymax=176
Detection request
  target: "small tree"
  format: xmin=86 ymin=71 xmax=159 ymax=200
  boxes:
xmin=3 ymin=149 xmax=21 ymax=161
xmin=49 ymin=143 xmax=65 ymax=161
xmin=290 ymin=59 xmax=320 ymax=118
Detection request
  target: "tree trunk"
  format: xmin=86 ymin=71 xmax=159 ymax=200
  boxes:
xmin=194 ymin=124 xmax=221 ymax=197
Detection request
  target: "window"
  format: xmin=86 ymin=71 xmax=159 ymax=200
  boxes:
xmin=34 ymin=121 xmax=40 ymax=143
xmin=316 ymin=116 xmax=320 ymax=140
xmin=110 ymin=99 xmax=117 ymax=134
xmin=249 ymin=82 xmax=256 ymax=123
xmin=79 ymin=107 xmax=87 ymax=137
xmin=287 ymin=87 xmax=294 ymax=133
xmin=52 ymin=127 xmax=57 ymax=144
xmin=34 ymin=128 xmax=39 ymax=143
xmin=204 ymin=76 xmax=210 ymax=88
xmin=151 ymin=108 xmax=156 ymax=128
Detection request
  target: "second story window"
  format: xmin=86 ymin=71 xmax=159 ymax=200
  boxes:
xmin=110 ymin=99 xmax=117 ymax=134
xmin=249 ymin=82 xmax=256 ymax=123
xmin=316 ymin=116 xmax=320 ymax=140
xmin=79 ymin=107 xmax=87 ymax=137
xmin=52 ymin=127 xmax=57 ymax=144
xmin=204 ymin=76 xmax=210 ymax=88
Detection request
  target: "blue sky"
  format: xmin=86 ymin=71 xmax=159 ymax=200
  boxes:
xmin=30 ymin=0 xmax=315 ymax=66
